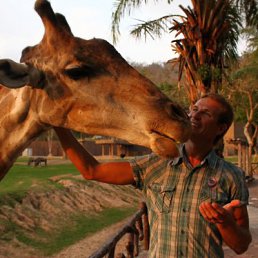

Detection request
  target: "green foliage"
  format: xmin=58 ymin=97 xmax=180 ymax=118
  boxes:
xmin=225 ymin=47 xmax=258 ymax=125
xmin=236 ymin=0 xmax=258 ymax=27
xmin=130 ymin=15 xmax=176 ymax=40
xmin=197 ymin=65 xmax=223 ymax=88
xmin=232 ymin=63 xmax=258 ymax=81
xmin=197 ymin=64 xmax=212 ymax=84
xmin=158 ymin=82 xmax=173 ymax=94
xmin=213 ymin=67 xmax=222 ymax=81
xmin=225 ymin=155 xmax=238 ymax=163
xmin=229 ymin=93 xmax=249 ymax=122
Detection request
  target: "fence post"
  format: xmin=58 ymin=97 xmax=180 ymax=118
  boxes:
xmin=136 ymin=217 xmax=143 ymax=241
xmin=89 ymin=202 xmax=149 ymax=258
xmin=108 ymin=246 xmax=115 ymax=258
xmin=126 ymin=231 xmax=134 ymax=258
xmin=237 ymin=139 xmax=242 ymax=168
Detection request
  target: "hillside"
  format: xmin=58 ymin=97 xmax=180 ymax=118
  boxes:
xmin=0 ymin=175 xmax=142 ymax=257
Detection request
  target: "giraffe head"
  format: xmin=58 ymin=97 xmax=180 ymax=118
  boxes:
xmin=0 ymin=0 xmax=191 ymax=159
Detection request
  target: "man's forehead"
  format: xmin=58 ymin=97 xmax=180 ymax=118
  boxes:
xmin=192 ymin=98 xmax=222 ymax=113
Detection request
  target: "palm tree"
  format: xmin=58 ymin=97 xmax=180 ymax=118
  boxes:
xmin=112 ymin=0 xmax=242 ymax=102
xmin=169 ymin=0 xmax=241 ymax=102
xmin=112 ymin=0 xmax=258 ymax=38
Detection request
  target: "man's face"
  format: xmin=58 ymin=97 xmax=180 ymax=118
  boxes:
xmin=188 ymin=97 xmax=226 ymax=143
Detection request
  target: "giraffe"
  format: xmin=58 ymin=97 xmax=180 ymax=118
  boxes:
xmin=0 ymin=0 xmax=191 ymax=181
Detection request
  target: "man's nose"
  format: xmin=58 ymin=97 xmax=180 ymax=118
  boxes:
xmin=190 ymin=110 xmax=200 ymax=119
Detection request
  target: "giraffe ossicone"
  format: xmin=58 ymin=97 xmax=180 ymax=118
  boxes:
xmin=0 ymin=0 xmax=191 ymax=180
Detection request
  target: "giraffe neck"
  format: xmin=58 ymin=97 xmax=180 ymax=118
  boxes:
xmin=0 ymin=87 xmax=46 ymax=180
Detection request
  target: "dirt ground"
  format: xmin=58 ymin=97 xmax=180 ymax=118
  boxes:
xmin=51 ymin=217 xmax=131 ymax=258
xmin=223 ymin=175 xmax=258 ymax=258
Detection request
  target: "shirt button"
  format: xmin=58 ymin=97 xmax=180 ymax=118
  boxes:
xmin=183 ymin=208 xmax=187 ymax=212
xmin=181 ymin=229 xmax=185 ymax=234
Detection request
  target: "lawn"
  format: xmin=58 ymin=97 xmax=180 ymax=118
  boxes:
xmin=1 ymin=155 xmax=240 ymax=197
xmin=0 ymin=162 xmax=79 ymax=197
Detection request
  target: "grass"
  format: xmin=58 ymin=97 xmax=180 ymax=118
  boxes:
xmin=16 ymin=207 xmax=136 ymax=256
xmin=1 ymin=155 xmax=240 ymax=196
xmin=0 ymin=156 xmax=131 ymax=196
xmin=225 ymin=155 xmax=238 ymax=164
xmin=0 ymin=163 xmax=79 ymax=197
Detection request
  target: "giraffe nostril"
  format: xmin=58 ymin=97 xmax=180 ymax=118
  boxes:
xmin=166 ymin=103 xmax=188 ymax=120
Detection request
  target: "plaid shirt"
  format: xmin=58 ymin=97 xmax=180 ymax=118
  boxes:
xmin=130 ymin=146 xmax=249 ymax=258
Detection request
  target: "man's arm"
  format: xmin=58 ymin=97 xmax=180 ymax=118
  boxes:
xmin=54 ymin=127 xmax=135 ymax=185
xmin=199 ymin=200 xmax=252 ymax=254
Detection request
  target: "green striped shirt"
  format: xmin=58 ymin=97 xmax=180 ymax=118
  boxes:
xmin=130 ymin=146 xmax=249 ymax=258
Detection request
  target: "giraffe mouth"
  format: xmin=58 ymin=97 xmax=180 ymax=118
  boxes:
xmin=150 ymin=130 xmax=180 ymax=144
xmin=149 ymin=130 xmax=181 ymax=158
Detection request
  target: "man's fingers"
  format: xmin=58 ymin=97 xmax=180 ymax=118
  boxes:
xmin=229 ymin=199 xmax=242 ymax=207
xmin=200 ymin=202 xmax=224 ymax=223
xmin=223 ymin=200 xmax=244 ymax=213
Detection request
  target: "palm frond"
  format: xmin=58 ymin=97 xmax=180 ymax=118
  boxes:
xmin=235 ymin=0 xmax=258 ymax=27
xmin=130 ymin=15 xmax=178 ymax=40
xmin=111 ymin=0 xmax=174 ymax=43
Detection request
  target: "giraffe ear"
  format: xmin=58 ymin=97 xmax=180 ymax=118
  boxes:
xmin=35 ymin=0 xmax=73 ymax=46
xmin=0 ymin=59 xmax=43 ymax=89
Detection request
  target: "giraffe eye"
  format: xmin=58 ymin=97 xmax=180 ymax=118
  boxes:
xmin=64 ymin=65 xmax=96 ymax=80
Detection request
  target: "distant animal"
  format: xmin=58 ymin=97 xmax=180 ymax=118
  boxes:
xmin=27 ymin=157 xmax=47 ymax=167
xmin=0 ymin=0 xmax=190 ymax=181
xmin=120 ymin=153 xmax=126 ymax=158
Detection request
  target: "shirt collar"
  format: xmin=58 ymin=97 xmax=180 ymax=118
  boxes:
xmin=204 ymin=149 xmax=220 ymax=169
xmin=169 ymin=144 xmax=219 ymax=169
xmin=169 ymin=144 xmax=184 ymax=166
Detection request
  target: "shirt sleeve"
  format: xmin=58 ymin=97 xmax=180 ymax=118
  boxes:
xmin=129 ymin=153 xmax=156 ymax=190
xmin=228 ymin=164 xmax=249 ymax=205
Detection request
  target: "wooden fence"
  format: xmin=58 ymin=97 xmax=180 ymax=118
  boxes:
xmin=89 ymin=202 xmax=149 ymax=258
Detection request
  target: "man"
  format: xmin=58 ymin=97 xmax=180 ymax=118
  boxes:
xmin=55 ymin=94 xmax=251 ymax=257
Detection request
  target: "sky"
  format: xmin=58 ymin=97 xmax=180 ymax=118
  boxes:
xmin=0 ymin=0 xmax=247 ymax=64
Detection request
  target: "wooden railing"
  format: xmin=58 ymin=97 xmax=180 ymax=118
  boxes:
xmin=89 ymin=202 xmax=149 ymax=258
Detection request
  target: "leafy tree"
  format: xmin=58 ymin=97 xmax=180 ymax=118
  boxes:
xmin=225 ymin=50 xmax=258 ymax=176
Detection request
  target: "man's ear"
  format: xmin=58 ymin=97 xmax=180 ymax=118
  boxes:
xmin=218 ymin=123 xmax=228 ymax=136
xmin=0 ymin=59 xmax=43 ymax=88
